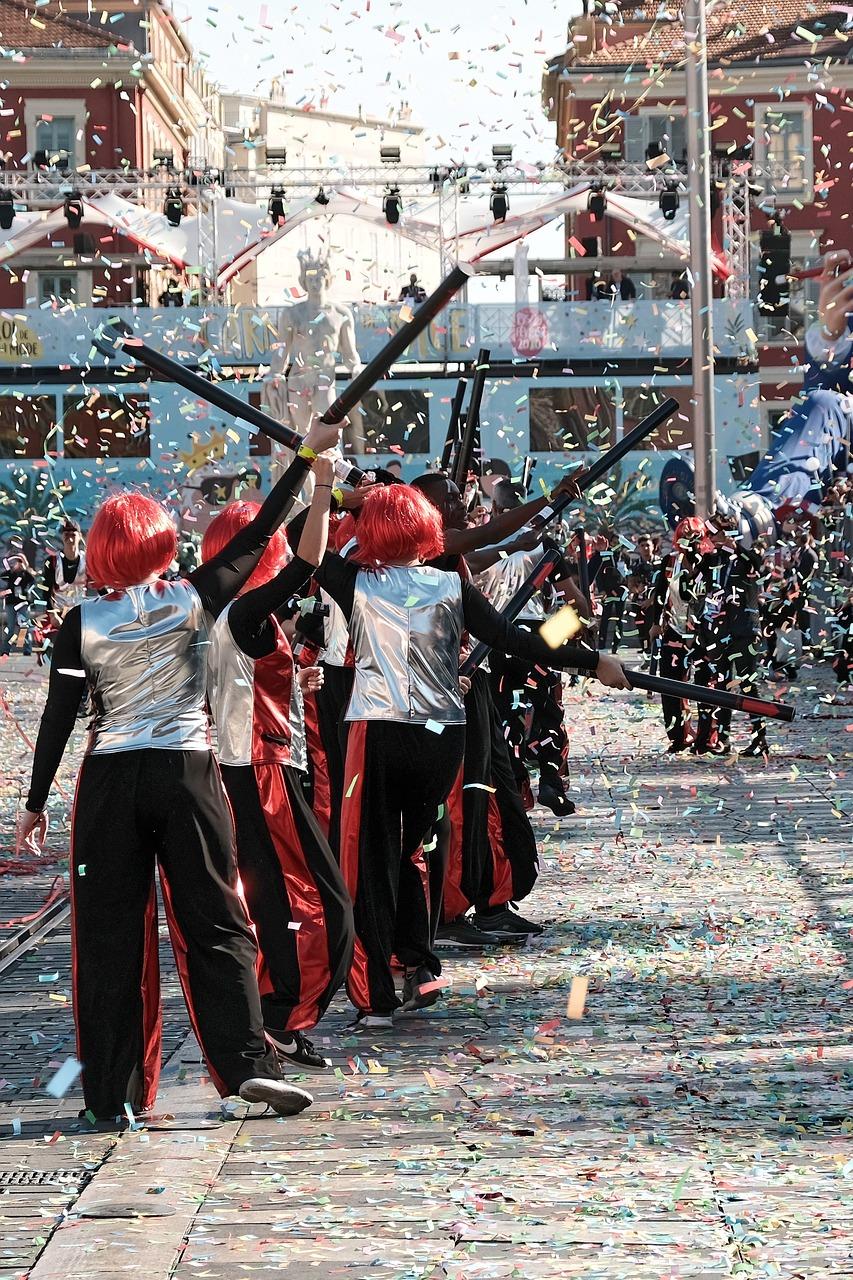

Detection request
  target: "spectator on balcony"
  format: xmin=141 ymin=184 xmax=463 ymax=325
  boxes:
xmin=399 ymin=273 xmax=427 ymax=305
xmin=590 ymin=273 xmax=611 ymax=302
xmin=158 ymin=276 xmax=185 ymax=307
xmin=609 ymin=268 xmax=637 ymax=302
xmin=670 ymin=271 xmax=690 ymax=300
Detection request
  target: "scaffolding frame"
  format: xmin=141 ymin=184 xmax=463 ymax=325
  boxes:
xmin=0 ymin=158 xmax=753 ymax=301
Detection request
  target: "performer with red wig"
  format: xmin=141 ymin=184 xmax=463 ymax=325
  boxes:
xmin=202 ymin=453 xmax=354 ymax=1072
xmin=17 ymin=421 xmax=340 ymax=1121
xmin=312 ymin=483 xmax=628 ymax=1028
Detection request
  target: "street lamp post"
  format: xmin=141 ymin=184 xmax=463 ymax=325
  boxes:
xmin=684 ymin=0 xmax=716 ymax=518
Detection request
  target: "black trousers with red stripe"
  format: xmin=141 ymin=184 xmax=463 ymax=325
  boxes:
xmin=489 ymin=622 xmax=569 ymax=790
xmin=70 ymin=749 xmax=279 ymax=1119
xmin=315 ymin=663 xmax=355 ymax=858
xmin=443 ymin=671 xmax=539 ymax=921
xmin=341 ymin=720 xmax=465 ymax=1015
xmin=221 ymin=761 xmax=354 ymax=1034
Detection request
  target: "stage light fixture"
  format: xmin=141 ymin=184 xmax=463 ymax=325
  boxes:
xmin=63 ymin=191 xmax=84 ymax=229
xmin=587 ymin=185 xmax=606 ymax=222
xmin=659 ymin=184 xmax=680 ymax=221
xmin=153 ymin=151 xmax=174 ymax=171
xmin=490 ymin=183 xmax=509 ymax=223
xmin=268 ymin=185 xmax=286 ymax=227
xmin=164 ymin=186 xmax=185 ymax=228
xmin=266 ymin=147 xmax=287 ymax=165
xmin=492 ymin=143 xmax=513 ymax=169
xmin=315 ymin=186 xmax=330 ymax=205
xmin=383 ymin=186 xmax=402 ymax=224
xmin=0 ymin=189 xmax=14 ymax=231
xmin=380 ymin=146 xmax=401 ymax=164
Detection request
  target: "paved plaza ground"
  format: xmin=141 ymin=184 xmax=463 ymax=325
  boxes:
xmin=0 ymin=657 xmax=850 ymax=1279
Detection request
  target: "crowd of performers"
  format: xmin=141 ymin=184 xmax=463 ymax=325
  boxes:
xmin=14 ymin=418 xmax=627 ymax=1123
xmin=9 ymin=258 xmax=853 ymax=1125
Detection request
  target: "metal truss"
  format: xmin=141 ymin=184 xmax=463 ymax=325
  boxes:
xmin=0 ymin=157 xmax=756 ymax=297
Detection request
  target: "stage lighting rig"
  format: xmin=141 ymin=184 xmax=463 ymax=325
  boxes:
xmin=63 ymin=190 xmax=84 ymax=229
xmin=0 ymin=188 xmax=14 ymax=231
xmin=490 ymin=183 xmax=509 ymax=223
xmin=659 ymin=184 xmax=680 ymax=221
xmin=164 ymin=186 xmax=185 ymax=228
xmin=587 ymin=185 xmax=606 ymax=222
xmin=383 ymin=186 xmax=402 ymax=224
xmin=268 ymin=185 xmax=286 ymax=227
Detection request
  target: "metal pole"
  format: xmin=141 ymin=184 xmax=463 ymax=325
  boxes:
xmin=684 ymin=0 xmax=716 ymax=519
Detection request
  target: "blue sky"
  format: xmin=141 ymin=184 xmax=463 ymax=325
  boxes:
xmin=175 ymin=0 xmax=576 ymax=160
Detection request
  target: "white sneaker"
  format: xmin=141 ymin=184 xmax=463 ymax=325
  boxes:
xmin=353 ymin=1012 xmax=394 ymax=1031
xmin=238 ymin=1077 xmax=313 ymax=1116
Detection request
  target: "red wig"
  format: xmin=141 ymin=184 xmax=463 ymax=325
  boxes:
xmin=202 ymin=501 xmax=290 ymax=592
xmin=351 ymin=484 xmax=444 ymax=566
xmin=87 ymin=491 xmax=177 ymax=589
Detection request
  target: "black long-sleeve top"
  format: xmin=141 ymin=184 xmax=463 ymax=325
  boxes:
xmin=26 ymin=456 xmax=311 ymax=811
xmin=313 ymin=553 xmax=599 ymax=674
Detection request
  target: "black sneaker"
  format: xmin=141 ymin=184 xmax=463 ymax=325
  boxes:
xmin=267 ymin=1028 xmax=331 ymax=1072
xmin=238 ymin=1077 xmax=313 ymax=1116
xmin=399 ymin=965 xmax=441 ymax=1015
xmin=739 ymin=738 xmax=769 ymax=759
xmin=352 ymin=1010 xmax=394 ymax=1032
xmin=472 ymin=905 xmax=543 ymax=938
xmin=435 ymin=915 xmax=520 ymax=948
xmin=537 ymin=782 xmax=576 ymax=816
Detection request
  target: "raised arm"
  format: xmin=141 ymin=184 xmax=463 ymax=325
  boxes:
xmin=189 ymin=420 xmax=340 ymax=617
xmin=225 ymin=455 xmax=336 ymax=659
xmin=461 ymin=580 xmax=628 ymax=687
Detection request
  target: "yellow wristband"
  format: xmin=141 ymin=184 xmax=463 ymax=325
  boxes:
xmin=297 ymin=444 xmax=317 ymax=462
xmin=331 ymin=486 xmax=344 ymax=506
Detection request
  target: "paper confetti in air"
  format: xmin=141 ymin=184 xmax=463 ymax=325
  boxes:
xmin=45 ymin=1058 xmax=82 ymax=1099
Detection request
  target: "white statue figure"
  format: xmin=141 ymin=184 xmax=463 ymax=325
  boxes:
xmin=265 ymin=251 xmax=365 ymax=465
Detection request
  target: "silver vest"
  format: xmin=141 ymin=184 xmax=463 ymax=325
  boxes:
xmin=79 ymin=580 xmax=211 ymax=754
xmin=321 ymin=588 xmax=350 ymax=667
xmin=476 ymin=547 xmax=545 ymax=621
xmin=346 ymin=565 xmax=465 ymax=724
xmin=207 ymin=603 xmax=308 ymax=770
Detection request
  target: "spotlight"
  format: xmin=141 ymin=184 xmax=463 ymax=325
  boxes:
xmin=645 ymin=139 xmax=665 ymax=162
xmin=659 ymin=184 xmax=680 ymax=221
xmin=380 ymin=145 xmax=401 ymax=164
xmin=266 ymin=147 xmax=287 ymax=165
xmin=0 ymin=189 xmax=14 ymax=231
xmin=63 ymin=191 xmax=84 ymax=229
xmin=492 ymin=143 xmax=513 ymax=169
xmin=490 ymin=183 xmax=509 ymax=223
xmin=383 ymin=185 xmax=402 ymax=225
xmin=164 ymin=186 xmax=184 ymax=228
xmin=587 ymin=185 xmax=606 ymax=222
xmin=268 ymin=185 xmax=286 ymax=227
xmin=153 ymin=151 xmax=174 ymax=171
xmin=315 ymin=186 xmax=330 ymax=205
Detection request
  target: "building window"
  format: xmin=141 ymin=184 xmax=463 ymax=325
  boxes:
xmin=754 ymin=103 xmax=813 ymax=201
xmin=25 ymin=99 xmax=86 ymax=170
xmin=529 ymin=387 xmax=615 ymax=453
xmin=623 ymin=111 xmax=687 ymax=165
xmin=359 ymin=390 xmax=429 ymax=454
xmin=62 ymin=392 xmax=150 ymax=458
xmin=0 ymin=395 xmax=56 ymax=459
xmin=34 ymin=116 xmax=75 ymax=166
xmin=37 ymin=273 xmax=87 ymax=307
xmin=621 ymin=387 xmax=694 ymax=450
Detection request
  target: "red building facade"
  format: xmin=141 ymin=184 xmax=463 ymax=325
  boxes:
xmin=543 ymin=1 xmax=853 ymax=426
xmin=0 ymin=0 xmax=219 ymax=309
